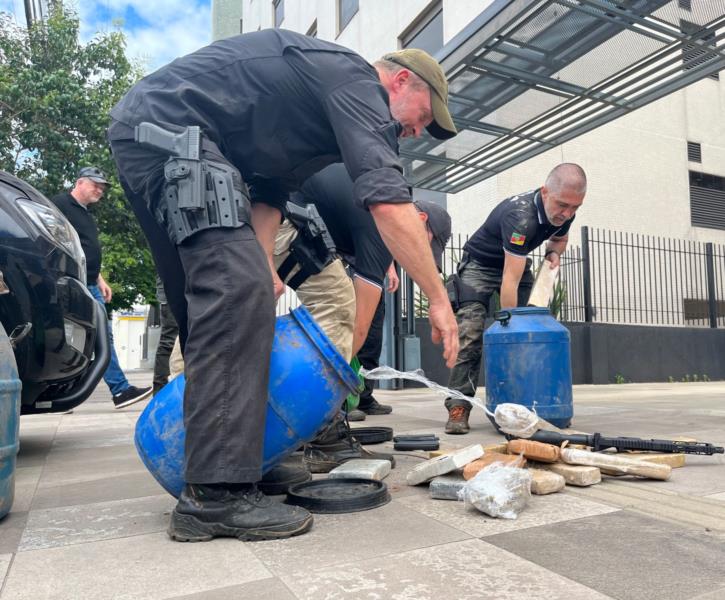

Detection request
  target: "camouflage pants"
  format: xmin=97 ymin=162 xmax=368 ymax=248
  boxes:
xmin=445 ymin=258 xmax=533 ymax=410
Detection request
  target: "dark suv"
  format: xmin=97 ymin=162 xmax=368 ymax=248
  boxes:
xmin=0 ymin=170 xmax=109 ymax=415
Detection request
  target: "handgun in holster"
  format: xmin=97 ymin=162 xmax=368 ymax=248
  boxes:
xmin=277 ymin=201 xmax=337 ymax=290
xmin=134 ymin=122 xmax=250 ymax=244
xmin=445 ymin=255 xmax=488 ymax=312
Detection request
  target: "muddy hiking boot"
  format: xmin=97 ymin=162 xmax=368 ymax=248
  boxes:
xmin=445 ymin=405 xmax=471 ymax=435
xmin=168 ymin=483 xmax=313 ymax=542
xmin=346 ymin=408 xmax=367 ymax=422
xmin=303 ymin=414 xmax=396 ymax=474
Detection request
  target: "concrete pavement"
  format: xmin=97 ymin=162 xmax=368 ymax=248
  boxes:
xmin=2 ymin=375 xmax=725 ymax=599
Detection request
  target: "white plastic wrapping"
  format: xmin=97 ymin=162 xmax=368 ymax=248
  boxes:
xmin=361 ymin=366 xmax=553 ymax=438
xmin=457 ymin=463 xmax=532 ymax=519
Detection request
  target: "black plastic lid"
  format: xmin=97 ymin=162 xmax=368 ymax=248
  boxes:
xmin=350 ymin=426 xmax=394 ymax=445
xmin=285 ymin=478 xmax=391 ymax=514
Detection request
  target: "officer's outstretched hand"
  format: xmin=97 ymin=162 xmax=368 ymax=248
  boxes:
xmin=428 ymin=299 xmax=459 ymax=369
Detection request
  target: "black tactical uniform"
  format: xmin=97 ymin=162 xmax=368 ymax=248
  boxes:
xmin=447 ymin=189 xmax=574 ymax=412
xmin=107 ymin=30 xmax=411 ymax=490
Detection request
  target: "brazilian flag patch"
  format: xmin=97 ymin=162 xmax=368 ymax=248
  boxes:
xmin=510 ymin=232 xmax=526 ymax=246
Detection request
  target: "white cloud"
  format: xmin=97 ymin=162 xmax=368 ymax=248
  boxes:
xmin=76 ymin=0 xmax=211 ymax=73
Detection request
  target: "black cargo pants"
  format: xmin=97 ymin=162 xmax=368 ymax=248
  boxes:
xmin=446 ymin=257 xmax=533 ymax=410
xmin=153 ymin=302 xmax=179 ymax=394
xmin=356 ymin=294 xmax=385 ymax=407
xmin=108 ymin=121 xmax=275 ymax=484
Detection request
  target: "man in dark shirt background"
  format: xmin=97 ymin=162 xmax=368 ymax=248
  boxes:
xmin=108 ymin=30 xmax=459 ymax=542
xmin=52 ymin=167 xmax=152 ymax=409
xmin=444 ymin=163 xmax=587 ymax=434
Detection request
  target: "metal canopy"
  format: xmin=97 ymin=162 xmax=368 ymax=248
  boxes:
xmin=401 ymin=0 xmax=725 ymax=193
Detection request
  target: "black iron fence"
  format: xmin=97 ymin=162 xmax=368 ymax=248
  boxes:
xmin=401 ymin=226 xmax=725 ymax=328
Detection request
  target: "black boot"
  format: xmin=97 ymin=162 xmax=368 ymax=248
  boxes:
xmin=257 ymin=461 xmax=311 ymax=495
xmin=168 ymin=483 xmax=313 ymax=542
xmin=303 ymin=414 xmax=395 ymax=474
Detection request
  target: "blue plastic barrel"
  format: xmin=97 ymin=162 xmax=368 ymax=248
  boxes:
xmin=1 ymin=326 xmax=22 ymax=520
xmin=484 ymin=307 xmax=573 ymax=428
xmin=135 ymin=305 xmax=360 ymax=498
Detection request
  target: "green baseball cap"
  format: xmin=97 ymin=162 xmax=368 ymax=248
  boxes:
xmin=382 ymin=48 xmax=457 ymax=140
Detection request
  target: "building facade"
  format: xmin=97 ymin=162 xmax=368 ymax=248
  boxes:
xmin=211 ymin=0 xmax=725 ymax=250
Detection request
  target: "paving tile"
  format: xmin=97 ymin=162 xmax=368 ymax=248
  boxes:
xmin=0 ymin=511 xmax=28 ymax=554
xmin=279 ymin=538 xmax=612 ymax=600
xmin=31 ymin=471 xmax=165 ymax=510
xmin=1 ymin=532 xmax=272 ymax=600
xmin=169 ymin=578 xmax=296 ymax=600
xmin=689 ymin=587 xmax=725 ymax=600
xmin=397 ymin=488 xmax=619 ymax=537
xmin=50 ymin=429 xmax=135 ymax=451
xmin=486 ymin=510 xmax=725 ymax=600
xmin=37 ymin=454 xmax=148 ymax=488
xmin=249 ymin=498 xmax=471 ymax=574
xmin=11 ymin=467 xmax=41 ymax=513
xmin=0 ymin=553 xmax=11 ymax=587
xmin=19 ymin=494 xmax=175 ymax=551
xmin=706 ymin=492 xmax=725 ymax=502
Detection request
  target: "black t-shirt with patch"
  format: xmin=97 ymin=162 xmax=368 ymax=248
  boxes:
xmin=295 ymin=163 xmax=392 ymax=288
xmin=51 ymin=192 xmax=102 ymax=283
xmin=109 ymin=29 xmax=410 ymax=213
xmin=464 ymin=189 xmax=574 ymax=269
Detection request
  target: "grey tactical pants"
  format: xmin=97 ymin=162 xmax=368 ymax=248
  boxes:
xmin=445 ymin=258 xmax=533 ymax=410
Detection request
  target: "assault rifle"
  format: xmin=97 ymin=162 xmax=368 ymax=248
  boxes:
xmin=515 ymin=430 xmax=724 ymax=456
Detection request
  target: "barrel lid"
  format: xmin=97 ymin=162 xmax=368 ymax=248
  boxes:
xmin=350 ymin=426 xmax=394 ymax=445
xmin=290 ymin=306 xmax=361 ymax=394
xmin=285 ymin=478 xmax=391 ymax=513
xmin=509 ymin=307 xmax=551 ymax=315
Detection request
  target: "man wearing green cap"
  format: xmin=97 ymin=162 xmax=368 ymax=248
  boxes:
xmin=108 ymin=29 xmax=458 ymax=543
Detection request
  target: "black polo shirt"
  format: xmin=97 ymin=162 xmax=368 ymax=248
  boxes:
xmin=51 ymin=192 xmax=102 ymax=283
xmin=109 ymin=29 xmax=410 ymax=212
xmin=294 ymin=164 xmax=392 ymax=288
xmin=464 ymin=189 xmax=574 ymax=270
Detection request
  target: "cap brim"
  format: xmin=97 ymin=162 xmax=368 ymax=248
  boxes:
xmin=88 ymin=177 xmax=110 ymax=185
xmin=426 ymin=92 xmax=457 ymax=140
xmin=430 ymin=237 xmax=444 ymax=273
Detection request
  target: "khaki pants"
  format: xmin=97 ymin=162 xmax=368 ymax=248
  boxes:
xmin=167 ymin=220 xmax=356 ymax=374
xmin=273 ymin=220 xmax=355 ymax=362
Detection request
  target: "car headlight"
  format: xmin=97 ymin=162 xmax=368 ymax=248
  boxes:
xmin=16 ymin=198 xmax=87 ymax=283
xmin=64 ymin=318 xmax=87 ymax=353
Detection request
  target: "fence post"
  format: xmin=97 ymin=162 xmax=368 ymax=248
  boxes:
xmin=705 ymin=242 xmax=718 ymax=328
xmin=581 ymin=226 xmax=594 ymax=322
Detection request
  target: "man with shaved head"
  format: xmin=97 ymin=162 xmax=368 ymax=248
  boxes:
xmin=443 ymin=163 xmax=587 ymax=434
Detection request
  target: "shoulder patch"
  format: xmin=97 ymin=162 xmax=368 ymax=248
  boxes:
xmin=510 ymin=232 xmax=526 ymax=246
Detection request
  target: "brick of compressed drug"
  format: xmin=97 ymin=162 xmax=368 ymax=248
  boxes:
xmin=507 ymin=439 xmax=561 ymax=463
xmin=407 ymin=444 xmax=484 ymax=486
xmin=561 ymin=448 xmax=671 ymax=480
xmin=328 ymin=459 xmax=391 ymax=481
xmin=428 ymin=443 xmax=483 ymax=459
xmin=542 ymin=462 xmax=601 ymax=486
xmin=462 ymin=452 xmax=526 ymax=480
xmin=600 ymin=453 xmax=685 ymax=476
xmin=429 ymin=474 xmax=467 ymax=500
xmin=529 ymin=469 xmax=566 ymax=494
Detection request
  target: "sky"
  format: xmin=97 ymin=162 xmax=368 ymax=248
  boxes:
xmin=0 ymin=0 xmax=212 ymax=73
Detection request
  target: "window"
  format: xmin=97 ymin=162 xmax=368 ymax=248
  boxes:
xmin=307 ymin=19 xmax=317 ymax=38
xmin=273 ymin=0 xmax=284 ymax=28
xmin=687 ymin=141 xmax=702 ymax=163
xmin=399 ymin=2 xmax=443 ymax=55
xmin=338 ymin=0 xmax=358 ymax=33
xmin=690 ymin=171 xmax=725 ymax=230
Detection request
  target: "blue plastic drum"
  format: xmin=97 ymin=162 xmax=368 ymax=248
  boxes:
xmin=0 ymin=326 xmax=21 ymax=520
xmin=484 ymin=307 xmax=573 ymax=428
xmin=135 ymin=306 xmax=360 ymax=498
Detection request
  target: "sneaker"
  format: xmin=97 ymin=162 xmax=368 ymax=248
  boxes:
xmin=168 ymin=483 xmax=313 ymax=542
xmin=303 ymin=414 xmax=395 ymax=474
xmin=445 ymin=405 xmax=471 ymax=435
xmin=346 ymin=409 xmax=367 ymax=422
xmin=113 ymin=385 xmax=152 ymax=409
xmin=358 ymin=398 xmax=392 ymax=415
xmin=257 ymin=463 xmax=311 ymax=495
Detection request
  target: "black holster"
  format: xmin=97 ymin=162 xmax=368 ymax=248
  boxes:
xmin=277 ymin=201 xmax=336 ymax=289
xmin=446 ymin=254 xmax=489 ymax=312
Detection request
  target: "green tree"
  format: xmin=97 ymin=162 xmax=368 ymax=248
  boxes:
xmin=0 ymin=7 xmax=154 ymax=310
